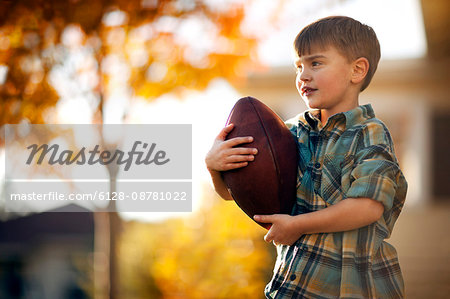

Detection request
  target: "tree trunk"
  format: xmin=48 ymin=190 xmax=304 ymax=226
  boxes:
xmin=94 ymin=131 xmax=122 ymax=299
xmin=108 ymin=175 xmax=121 ymax=299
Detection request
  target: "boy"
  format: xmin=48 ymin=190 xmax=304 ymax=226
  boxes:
xmin=205 ymin=16 xmax=407 ymax=298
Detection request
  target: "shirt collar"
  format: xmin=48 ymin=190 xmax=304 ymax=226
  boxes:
xmin=343 ymin=104 xmax=375 ymax=128
xmin=301 ymin=104 xmax=375 ymax=131
xmin=303 ymin=109 xmax=321 ymax=129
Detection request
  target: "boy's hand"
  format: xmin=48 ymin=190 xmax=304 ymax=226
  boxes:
xmin=255 ymin=198 xmax=385 ymax=245
xmin=254 ymin=214 xmax=303 ymax=246
xmin=205 ymin=123 xmax=258 ymax=172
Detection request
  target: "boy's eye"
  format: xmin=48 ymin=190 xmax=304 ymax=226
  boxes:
xmin=312 ymin=61 xmax=320 ymax=67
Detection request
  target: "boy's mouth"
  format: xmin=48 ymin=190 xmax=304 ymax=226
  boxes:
xmin=301 ymin=86 xmax=317 ymax=96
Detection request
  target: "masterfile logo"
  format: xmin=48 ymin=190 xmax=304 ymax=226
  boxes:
xmin=4 ymin=124 xmax=192 ymax=213
xmin=26 ymin=141 xmax=170 ymax=171
xmin=6 ymin=124 xmax=191 ymax=180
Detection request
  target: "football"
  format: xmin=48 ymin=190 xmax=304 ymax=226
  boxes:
xmin=222 ymin=96 xmax=298 ymax=229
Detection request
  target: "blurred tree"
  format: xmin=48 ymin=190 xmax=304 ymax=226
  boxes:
xmin=0 ymin=0 xmax=259 ymax=128
xmin=119 ymin=186 xmax=275 ymax=299
xmin=0 ymin=1 xmax=353 ymax=298
xmin=0 ymin=1 xmax=261 ymax=298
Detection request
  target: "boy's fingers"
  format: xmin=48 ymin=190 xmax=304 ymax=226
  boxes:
xmin=254 ymin=215 xmax=276 ymax=243
xmin=225 ymin=136 xmax=254 ymax=147
xmin=223 ymin=161 xmax=248 ymax=170
xmin=227 ymin=155 xmax=254 ymax=163
xmin=230 ymin=147 xmax=258 ymax=156
xmin=254 ymin=214 xmax=274 ymax=223
xmin=264 ymin=232 xmax=274 ymax=243
xmin=217 ymin=124 xmax=234 ymax=140
xmin=264 ymin=226 xmax=278 ymax=243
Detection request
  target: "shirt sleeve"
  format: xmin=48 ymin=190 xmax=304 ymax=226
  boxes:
xmin=284 ymin=115 xmax=300 ymax=134
xmin=346 ymin=122 xmax=407 ymax=218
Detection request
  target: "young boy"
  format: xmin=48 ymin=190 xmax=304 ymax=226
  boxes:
xmin=205 ymin=16 xmax=407 ymax=298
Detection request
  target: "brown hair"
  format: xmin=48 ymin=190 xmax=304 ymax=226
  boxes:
xmin=294 ymin=16 xmax=380 ymax=91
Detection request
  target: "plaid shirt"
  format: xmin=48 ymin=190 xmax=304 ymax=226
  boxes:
xmin=265 ymin=104 xmax=408 ymax=299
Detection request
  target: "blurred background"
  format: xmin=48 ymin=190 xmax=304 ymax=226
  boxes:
xmin=0 ymin=0 xmax=449 ymax=298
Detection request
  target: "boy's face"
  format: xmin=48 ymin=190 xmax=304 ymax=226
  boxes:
xmin=294 ymin=46 xmax=356 ymax=115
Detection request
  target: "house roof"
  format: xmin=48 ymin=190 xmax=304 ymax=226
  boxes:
xmin=0 ymin=204 xmax=94 ymax=245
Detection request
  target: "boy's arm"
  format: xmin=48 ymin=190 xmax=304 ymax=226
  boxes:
xmin=256 ymin=122 xmax=406 ymax=246
xmin=255 ymin=197 xmax=384 ymax=246
xmin=207 ymin=169 xmax=233 ymax=201
xmin=205 ymin=124 xmax=257 ymax=200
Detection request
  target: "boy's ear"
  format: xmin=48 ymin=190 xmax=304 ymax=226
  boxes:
xmin=351 ymin=57 xmax=369 ymax=85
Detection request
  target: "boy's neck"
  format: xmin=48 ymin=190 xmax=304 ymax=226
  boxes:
xmin=319 ymin=99 xmax=359 ymax=125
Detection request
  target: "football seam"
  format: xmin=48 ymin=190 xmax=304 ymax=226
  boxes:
xmin=249 ymin=98 xmax=282 ymax=197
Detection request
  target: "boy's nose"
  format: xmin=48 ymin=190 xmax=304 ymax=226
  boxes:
xmin=296 ymin=73 xmax=310 ymax=91
xmin=298 ymin=70 xmax=311 ymax=82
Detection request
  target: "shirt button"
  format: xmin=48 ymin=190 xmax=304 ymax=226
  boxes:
xmin=314 ymin=162 xmax=321 ymax=169
xmin=290 ymin=274 xmax=297 ymax=281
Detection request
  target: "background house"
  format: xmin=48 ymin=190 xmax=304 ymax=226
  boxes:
xmin=0 ymin=205 xmax=94 ymax=299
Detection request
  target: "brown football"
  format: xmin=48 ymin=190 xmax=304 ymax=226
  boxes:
xmin=222 ymin=96 xmax=298 ymax=229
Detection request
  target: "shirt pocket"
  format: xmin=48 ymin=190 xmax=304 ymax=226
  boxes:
xmin=321 ymin=153 xmax=355 ymax=205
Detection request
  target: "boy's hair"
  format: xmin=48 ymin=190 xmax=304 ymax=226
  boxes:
xmin=294 ymin=16 xmax=381 ymax=91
